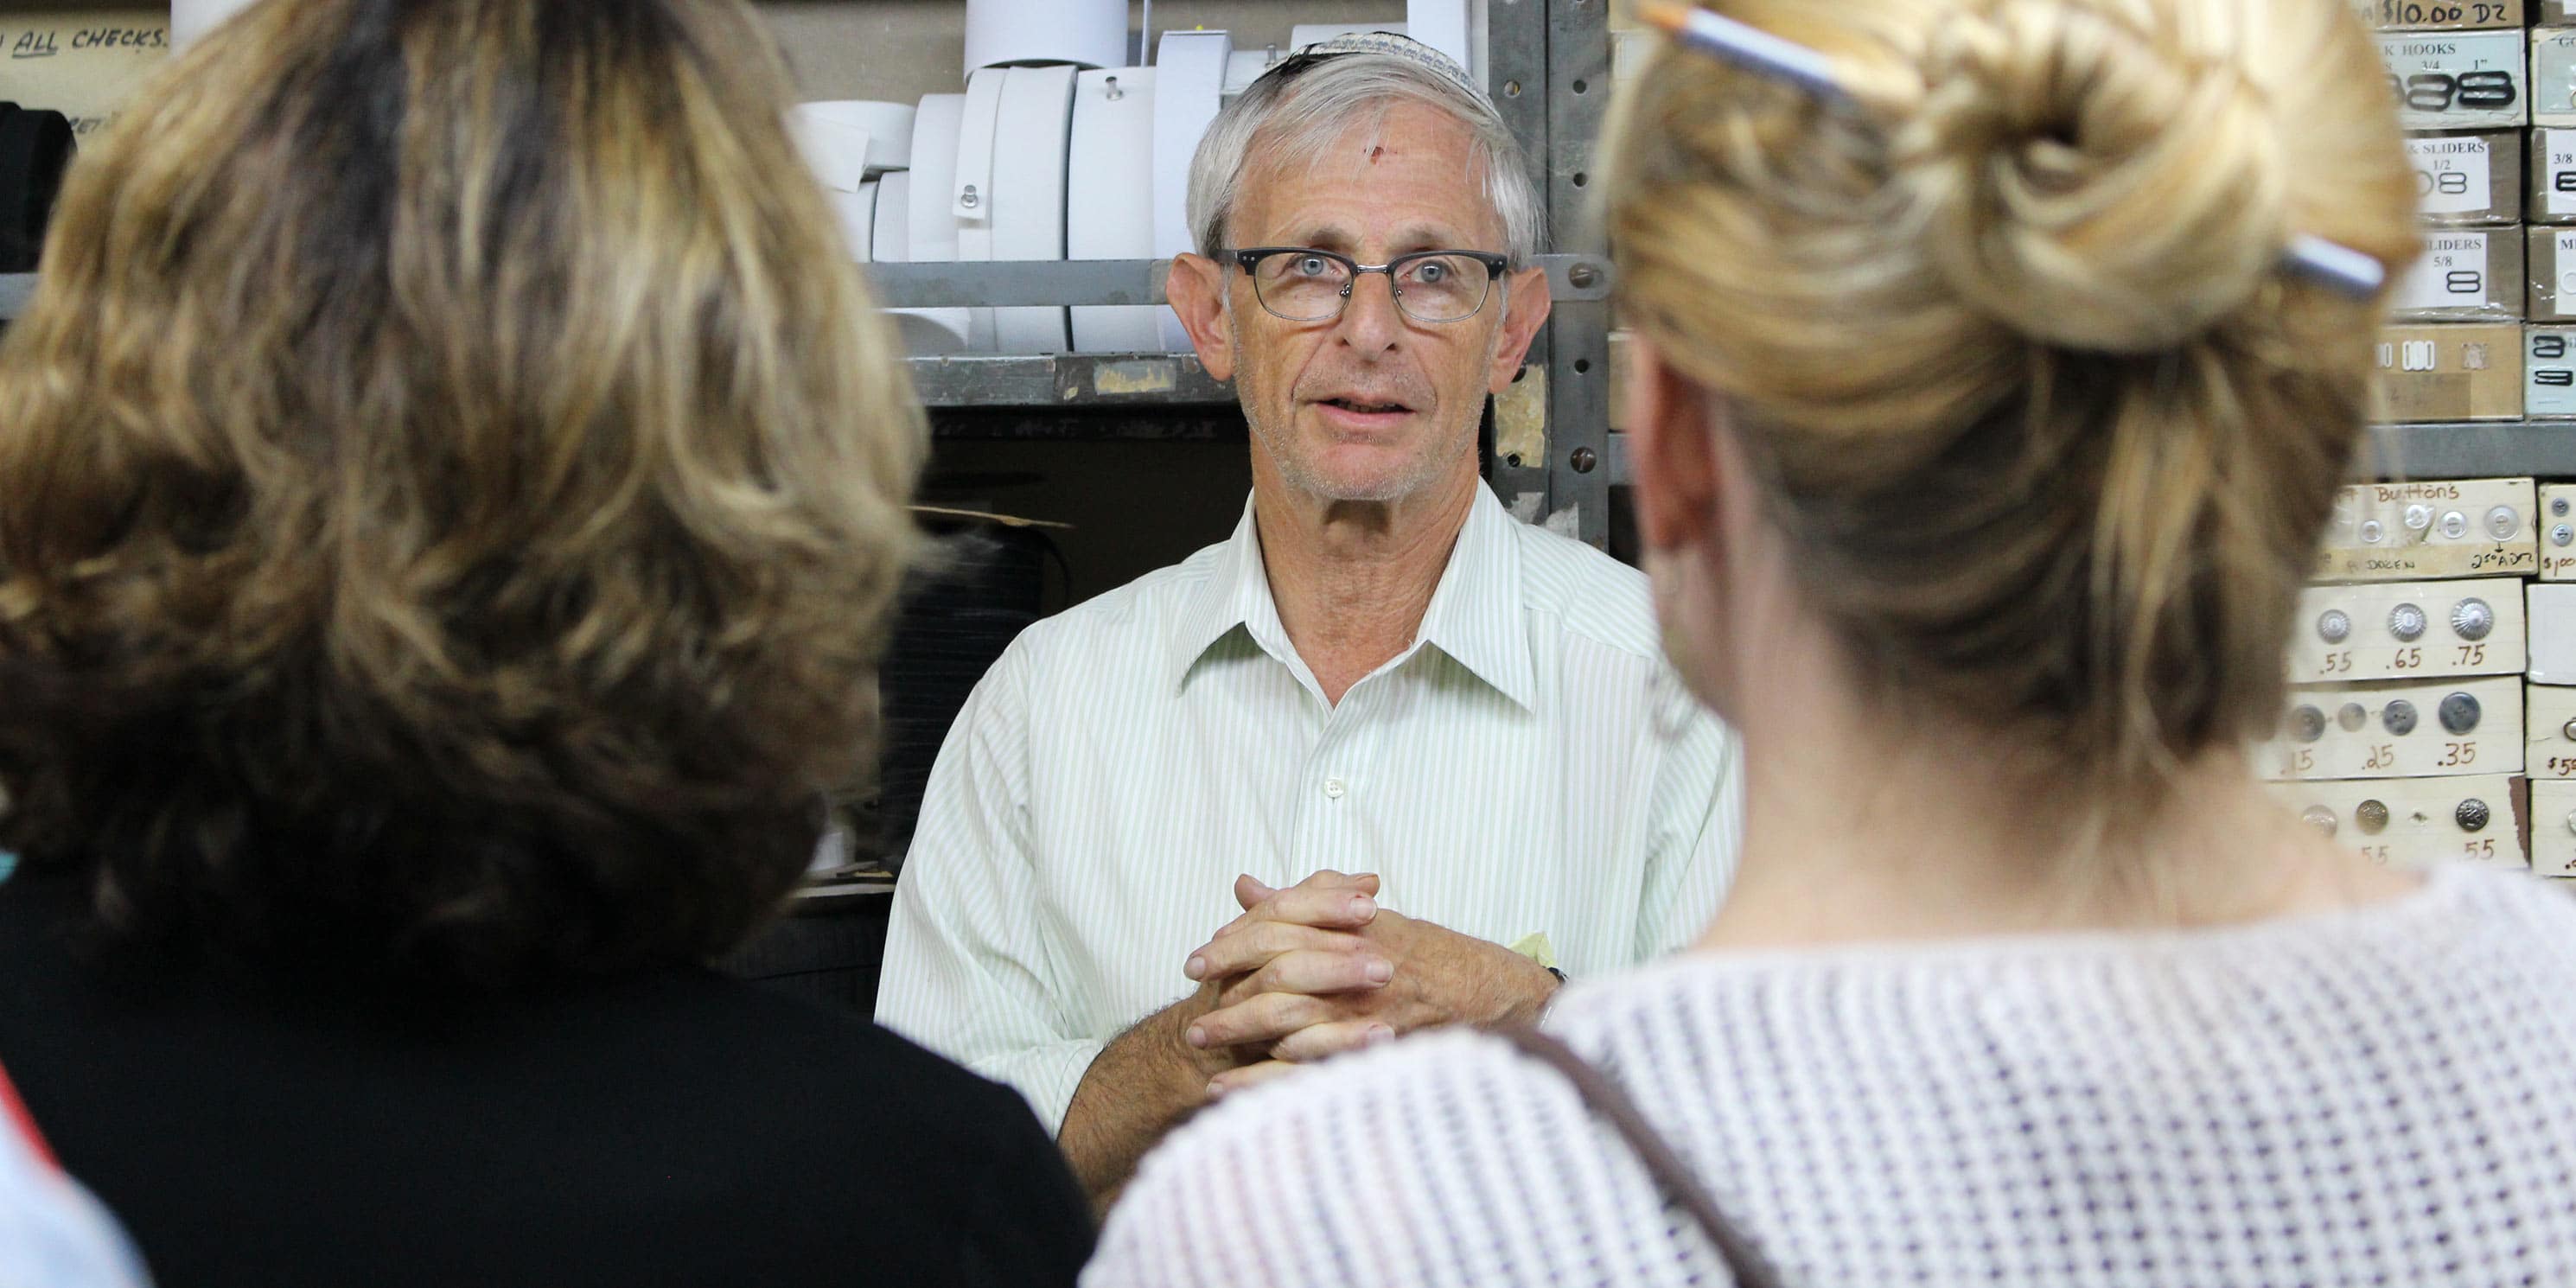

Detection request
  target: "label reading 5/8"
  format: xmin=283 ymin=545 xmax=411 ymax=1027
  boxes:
xmin=2395 ymin=233 xmax=2493 ymax=311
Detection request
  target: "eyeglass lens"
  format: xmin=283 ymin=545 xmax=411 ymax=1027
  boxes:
xmin=1250 ymin=252 xmax=1495 ymax=323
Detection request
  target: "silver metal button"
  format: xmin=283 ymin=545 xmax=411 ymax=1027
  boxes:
xmin=2439 ymin=510 xmax=2469 ymax=539
xmin=2563 ymin=717 xmax=2576 ymax=743
xmin=2457 ymin=799 xmax=2491 ymax=832
xmin=2318 ymin=609 xmax=2352 ymax=644
xmin=2337 ymin=703 xmax=2368 ymax=732
xmin=2299 ymin=807 xmax=2337 ymax=836
xmin=2557 ymin=496 xmax=2573 ymax=519
xmin=2450 ymin=598 xmax=2495 ymax=641
xmin=2404 ymin=504 xmax=2434 ymax=532
xmin=2439 ymin=692 xmax=2482 ymax=734
xmin=2289 ymin=705 xmax=2327 ymax=743
xmin=2566 ymin=809 xmax=2576 ymax=837
xmin=2388 ymin=603 xmax=2427 ymax=641
xmin=2488 ymin=506 xmax=2522 ymax=540
xmin=2356 ymin=800 xmax=2390 ymax=834
xmin=2383 ymin=700 xmax=2419 ymax=736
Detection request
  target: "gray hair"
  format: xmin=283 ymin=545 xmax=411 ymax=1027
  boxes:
xmin=1186 ymin=53 xmax=1546 ymax=266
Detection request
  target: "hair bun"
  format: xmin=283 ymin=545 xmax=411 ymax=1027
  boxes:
xmin=1887 ymin=0 xmax=2288 ymax=353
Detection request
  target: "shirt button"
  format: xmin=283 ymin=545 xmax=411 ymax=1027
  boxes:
xmin=1323 ymin=778 xmax=1347 ymax=800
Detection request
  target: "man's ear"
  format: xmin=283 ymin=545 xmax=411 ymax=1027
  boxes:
xmin=1627 ymin=336 xmax=1722 ymax=556
xmin=1483 ymin=265 xmax=1553 ymax=393
xmin=1166 ymin=253 xmax=1236 ymax=382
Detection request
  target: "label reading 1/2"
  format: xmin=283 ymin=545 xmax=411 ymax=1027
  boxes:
xmin=2409 ymin=135 xmax=2493 ymax=214
xmin=2394 ymin=232 xmax=2492 ymax=311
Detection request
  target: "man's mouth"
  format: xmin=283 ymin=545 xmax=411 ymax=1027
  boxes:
xmin=1317 ymin=397 xmax=1413 ymax=415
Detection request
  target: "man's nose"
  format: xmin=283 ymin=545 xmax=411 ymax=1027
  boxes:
xmin=1336 ymin=271 xmax=1405 ymax=351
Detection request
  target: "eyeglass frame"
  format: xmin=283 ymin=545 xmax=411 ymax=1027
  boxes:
xmin=1224 ymin=246 xmax=1515 ymax=325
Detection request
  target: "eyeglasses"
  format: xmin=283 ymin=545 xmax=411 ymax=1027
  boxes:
xmin=1227 ymin=247 xmax=1512 ymax=325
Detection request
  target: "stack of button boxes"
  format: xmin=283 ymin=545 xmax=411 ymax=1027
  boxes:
xmin=2370 ymin=3 xmax=2531 ymax=421
xmin=2267 ymin=480 xmax=2538 ymax=872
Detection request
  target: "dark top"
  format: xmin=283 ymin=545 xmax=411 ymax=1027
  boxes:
xmin=0 ymin=872 xmax=1093 ymax=1287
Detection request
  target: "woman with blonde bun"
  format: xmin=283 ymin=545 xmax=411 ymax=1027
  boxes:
xmin=1083 ymin=1 xmax=2576 ymax=1285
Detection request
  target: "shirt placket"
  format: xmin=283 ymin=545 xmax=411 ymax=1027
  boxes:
xmin=1291 ymin=663 xmax=1398 ymax=877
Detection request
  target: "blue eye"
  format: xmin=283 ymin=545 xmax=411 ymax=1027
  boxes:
xmin=1295 ymin=256 xmax=1330 ymax=277
xmin=1414 ymin=260 xmax=1449 ymax=284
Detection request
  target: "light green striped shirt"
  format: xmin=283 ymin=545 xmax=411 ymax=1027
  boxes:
xmin=877 ymin=482 xmax=1744 ymax=1132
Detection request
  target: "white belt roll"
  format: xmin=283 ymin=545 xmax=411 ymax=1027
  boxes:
xmin=964 ymin=0 xmax=1126 ymax=75
xmin=1068 ymin=67 xmax=1161 ymax=354
xmin=902 ymin=93 xmax=984 ymax=354
xmin=988 ymin=64 xmax=1077 ymax=353
xmin=830 ymin=182 xmax=878 ymax=264
xmin=1406 ymin=0 xmax=1472 ymax=74
xmin=1153 ymin=30 xmax=1232 ymax=353
xmin=953 ymin=69 xmax=1006 ymax=265
xmin=171 ymin=0 xmax=257 ymax=48
xmin=1288 ymin=22 xmax=1406 ymax=48
xmin=1152 ymin=30 xmax=1230 ymax=258
xmin=875 ymin=171 xmax=966 ymax=357
xmin=1223 ymin=48 xmax=1286 ymax=97
xmin=789 ymin=101 xmax=915 ymax=185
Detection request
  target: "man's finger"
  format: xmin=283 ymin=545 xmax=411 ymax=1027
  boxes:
xmin=1185 ymin=922 xmax=1373 ymax=983
xmin=1214 ymin=947 xmax=1393 ymax=1004
xmin=1207 ymin=1060 xmax=1301 ymax=1100
xmin=1187 ymin=991 xmax=1348 ymax=1050
xmin=1271 ymin=1019 xmax=1397 ymax=1064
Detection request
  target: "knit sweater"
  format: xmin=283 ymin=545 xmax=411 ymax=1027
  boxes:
xmin=1087 ymin=867 xmax=2576 ymax=1287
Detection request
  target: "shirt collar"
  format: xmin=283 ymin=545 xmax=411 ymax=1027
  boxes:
xmin=1172 ymin=484 xmax=1536 ymax=711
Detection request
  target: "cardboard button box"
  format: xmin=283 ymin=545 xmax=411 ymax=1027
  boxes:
xmin=2382 ymin=31 xmax=2528 ymax=131
xmin=2316 ymin=477 xmax=2538 ymax=581
xmin=2263 ymin=675 xmax=2522 ymax=781
xmin=2531 ymin=227 xmax=2576 ymax=322
xmin=2542 ymin=484 xmax=2576 ymax=578
xmin=2531 ymin=128 xmax=2576 ymax=226
xmin=2395 ymin=229 xmax=2522 ymax=320
xmin=2267 ymin=775 xmax=2524 ymax=872
xmin=2537 ymin=28 xmax=2576 ymax=127
xmin=2527 ymin=327 xmax=2576 ymax=418
xmin=2356 ymin=0 xmax=2524 ymax=26
xmin=2374 ymin=322 xmax=2524 ymax=422
xmin=2410 ymin=131 xmax=2521 ymax=226
xmin=2286 ymin=577 xmax=2527 ymax=684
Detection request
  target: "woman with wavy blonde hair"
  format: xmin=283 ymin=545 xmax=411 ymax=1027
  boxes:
xmin=1086 ymin=0 xmax=2576 ymax=1285
xmin=0 ymin=1 xmax=1090 ymax=1284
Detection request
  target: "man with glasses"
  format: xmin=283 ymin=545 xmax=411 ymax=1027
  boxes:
xmin=877 ymin=33 xmax=1740 ymax=1207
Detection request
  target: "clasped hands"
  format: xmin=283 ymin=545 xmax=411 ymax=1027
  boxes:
xmin=1178 ymin=870 xmax=1559 ymax=1097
